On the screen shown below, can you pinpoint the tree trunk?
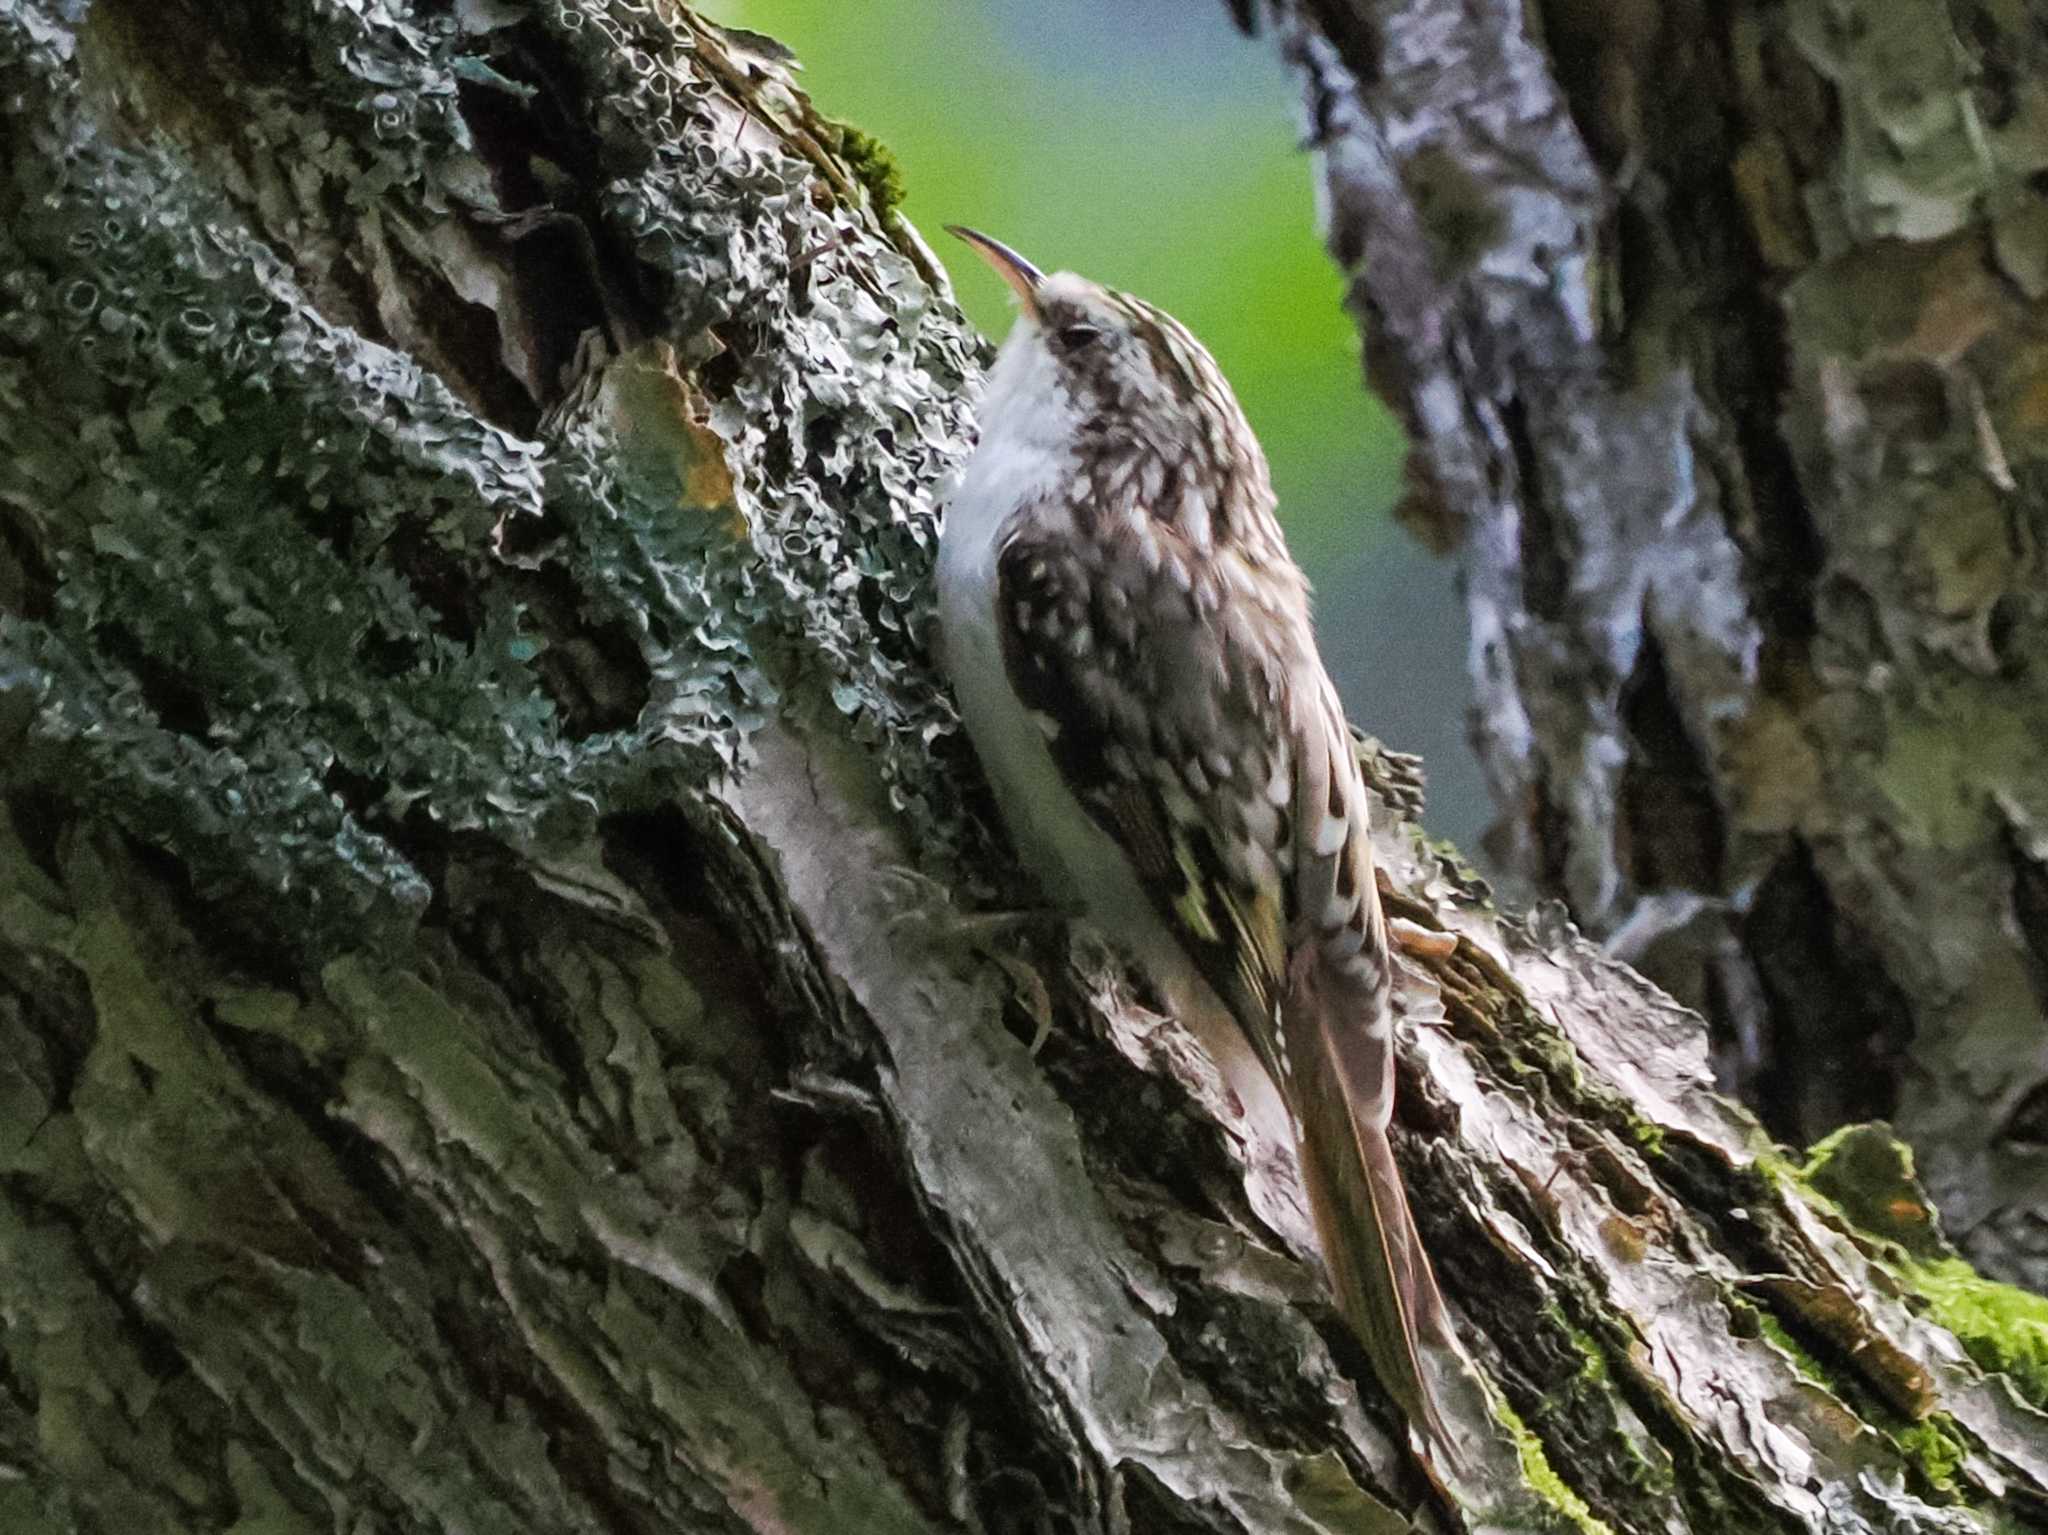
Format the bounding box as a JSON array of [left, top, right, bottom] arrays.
[[2, 3, 2045, 1531], [1245, 0, 2048, 1294]]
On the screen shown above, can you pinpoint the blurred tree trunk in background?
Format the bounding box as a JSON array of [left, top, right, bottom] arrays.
[[1246, 0, 2048, 1291], [4, 3, 2048, 1532]]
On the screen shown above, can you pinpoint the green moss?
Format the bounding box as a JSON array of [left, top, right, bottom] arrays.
[[1751, 1145, 1803, 1186], [1907, 1257, 2048, 1407], [1493, 1395, 1616, 1535], [1570, 1325, 1611, 1387], [1686, 1127, 1990, 1504], [1894, 1418, 1966, 1494], [834, 123, 906, 222], [1782, 1127, 2048, 1408], [1748, 1305, 1833, 1390], [1797, 1123, 1945, 1256], [1521, 1025, 1588, 1093], [1745, 1296, 1978, 1503], [1798, 1125, 1861, 1175]]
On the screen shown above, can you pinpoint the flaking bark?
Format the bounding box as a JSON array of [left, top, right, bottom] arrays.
[[1, 3, 2046, 1531], [1244, 0, 2048, 1295]]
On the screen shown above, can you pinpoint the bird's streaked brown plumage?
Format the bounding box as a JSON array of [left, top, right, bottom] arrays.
[[938, 227, 1456, 1458]]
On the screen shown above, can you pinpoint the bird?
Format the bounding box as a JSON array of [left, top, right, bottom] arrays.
[[936, 226, 1458, 1457]]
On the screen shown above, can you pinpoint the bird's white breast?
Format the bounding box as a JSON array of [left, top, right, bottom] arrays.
[[938, 446, 1101, 912], [938, 324, 1139, 919]]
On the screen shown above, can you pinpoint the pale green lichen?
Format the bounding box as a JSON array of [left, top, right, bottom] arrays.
[[1786, 0, 2048, 247], [0, 13, 988, 1519], [0, 0, 988, 961]]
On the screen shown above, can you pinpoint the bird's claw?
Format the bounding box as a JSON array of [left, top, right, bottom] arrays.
[[876, 865, 1055, 944], [874, 867, 1060, 1052], [885, 901, 1057, 955]]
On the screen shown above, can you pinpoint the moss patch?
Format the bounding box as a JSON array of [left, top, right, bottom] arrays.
[[831, 123, 906, 223], [1894, 1417, 1966, 1494], [1493, 1395, 1616, 1535], [1747, 1304, 1832, 1390], [1907, 1258, 2048, 1408], [1798, 1123, 1944, 1257], [1786, 1126, 2048, 1409]]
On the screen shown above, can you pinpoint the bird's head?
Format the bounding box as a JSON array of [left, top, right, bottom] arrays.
[[947, 226, 1265, 493]]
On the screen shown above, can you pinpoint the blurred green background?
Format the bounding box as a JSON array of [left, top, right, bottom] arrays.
[[703, 0, 1490, 853]]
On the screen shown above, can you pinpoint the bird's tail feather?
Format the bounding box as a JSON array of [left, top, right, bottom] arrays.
[[1284, 951, 1455, 1457]]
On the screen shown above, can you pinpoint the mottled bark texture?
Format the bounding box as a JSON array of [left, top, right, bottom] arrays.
[[1246, 0, 2048, 1293], [2, 2, 2046, 1532]]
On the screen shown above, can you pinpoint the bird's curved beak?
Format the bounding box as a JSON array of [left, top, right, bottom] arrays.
[[945, 225, 1043, 318]]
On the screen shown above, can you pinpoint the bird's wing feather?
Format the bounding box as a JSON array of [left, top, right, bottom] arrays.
[[998, 517, 1455, 1454], [996, 520, 1291, 1081], [1281, 676, 1454, 1451]]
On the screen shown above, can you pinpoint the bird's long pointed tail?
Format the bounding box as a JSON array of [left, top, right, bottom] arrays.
[[1283, 948, 1456, 1458]]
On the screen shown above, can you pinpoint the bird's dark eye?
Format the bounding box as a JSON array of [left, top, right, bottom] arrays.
[[1056, 324, 1102, 351]]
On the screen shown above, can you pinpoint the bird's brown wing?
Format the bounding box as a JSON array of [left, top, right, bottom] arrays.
[[998, 524, 1455, 1456], [996, 525, 1292, 1086]]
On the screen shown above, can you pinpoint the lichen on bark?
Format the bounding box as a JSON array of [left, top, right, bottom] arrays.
[[2, 1, 2046, 1531]]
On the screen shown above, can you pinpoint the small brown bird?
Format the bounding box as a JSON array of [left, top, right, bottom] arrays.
[[937, 227, 1456, 1454]]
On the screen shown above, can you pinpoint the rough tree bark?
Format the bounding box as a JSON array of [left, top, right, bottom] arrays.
[[1243, 0, 2048, 1293], [2, 2, 2046, 1532]]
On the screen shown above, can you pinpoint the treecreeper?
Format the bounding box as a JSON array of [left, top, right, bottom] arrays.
[[936, 226, 1467, 1464]]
